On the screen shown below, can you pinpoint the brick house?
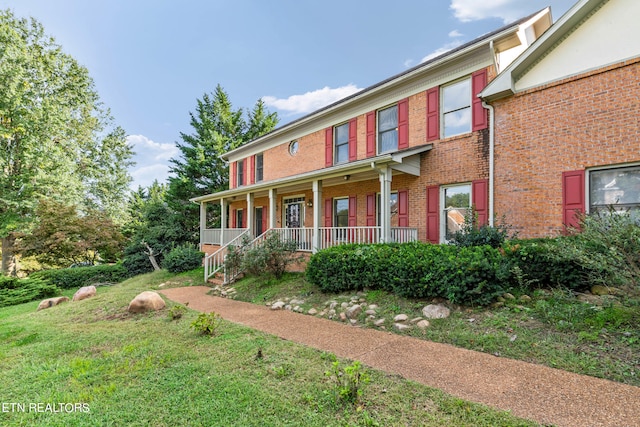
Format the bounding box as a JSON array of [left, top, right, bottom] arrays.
[[481, 0, 640, 237], [192, 9, 554, 280]]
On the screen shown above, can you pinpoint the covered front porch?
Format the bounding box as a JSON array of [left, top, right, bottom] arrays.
[[191, 146, 430, 281]]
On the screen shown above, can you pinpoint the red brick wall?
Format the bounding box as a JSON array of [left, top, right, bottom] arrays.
[[493, 59, 640, 238]]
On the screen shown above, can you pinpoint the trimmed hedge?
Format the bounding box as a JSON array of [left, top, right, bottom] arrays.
[[0, 276, 60, 308], [30, 264, 130, 289], [306, 242, 509, 306]]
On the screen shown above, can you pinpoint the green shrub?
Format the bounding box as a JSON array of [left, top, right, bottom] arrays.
[[0, 276, 60, 307], [450, 213, 513, 248], [121, 242, 159, 276], [190, 312, 222, 336], [30, 264, 129, 289], [163, 245, 204, 273], [555, 209, 640, 289], [307, 242, 508, 306], [325, 359, 370, 405], [225, 233, 300, 280]]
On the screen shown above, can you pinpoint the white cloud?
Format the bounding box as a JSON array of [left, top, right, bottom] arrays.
[[450, 0, 533, 24], [448, 29, 464, 38], [126, 134, 179, 189], [421, 40, 464, 63], [262, 84, 362, 115]]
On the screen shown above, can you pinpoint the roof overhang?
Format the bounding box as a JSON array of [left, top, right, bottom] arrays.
[[481, 0, 605, 102], [190, 145, 432, 204]]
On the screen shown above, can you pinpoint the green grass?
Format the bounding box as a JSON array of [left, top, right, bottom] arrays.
[[231, 273, 640, 387], [0, 270, 539, 426]]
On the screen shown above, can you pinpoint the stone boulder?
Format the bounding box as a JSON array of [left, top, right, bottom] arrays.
[[73, 286, 96, 301], [422, 304, 451, 319], [128, 291, 165, 313], [37, 296, 69, 311], [345, 305, 362, 319]]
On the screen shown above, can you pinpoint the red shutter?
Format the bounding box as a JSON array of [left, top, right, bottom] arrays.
[[348, 118, 357, 161], [398, 189, 409, 227], [398, 98, 409, 150], [426, 185, 440, 243], [324, 198, 333, 227], [242, 209, 247, 228], [426, 87, 440, 141], [231, 209, 237, 228], [472, 179, 489, 227], [562, 170, 585, 232], [348, 196, 357, 227], [366, 111, 376, 157], [249, 155, 255, 185], [325, 127, 333, 167], [366, 193, 376, 226], [472, 69, 488, 131], [230, 162, 236, 189], [262, 206, 268, 232]]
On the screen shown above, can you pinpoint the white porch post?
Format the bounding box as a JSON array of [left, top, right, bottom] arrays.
[[246, 192, 254, 237], [379, 166, 392, 242], [220, 198, 227, 246], [199, 201, 206, 249], [312, 180, 322, 253], [268, 188, 278, 229]]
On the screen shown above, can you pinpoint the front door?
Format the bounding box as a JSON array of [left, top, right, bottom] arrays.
[[283, 197, 304, 228]]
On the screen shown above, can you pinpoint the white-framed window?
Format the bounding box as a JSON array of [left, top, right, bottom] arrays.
[[255, 153, 263, 182], [237, 159, 244, 186], [442, 78, 471, 138], [288, 140, 299, 156], [334, 122, 349, 164], [442, 184, 471, 241], [378, 104, 398, 154], [588, 165, 640, 215]]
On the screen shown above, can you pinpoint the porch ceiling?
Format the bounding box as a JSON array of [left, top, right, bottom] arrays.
[[191, 144, 432, 204]]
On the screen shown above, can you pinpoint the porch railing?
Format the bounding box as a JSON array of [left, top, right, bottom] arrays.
[[202, 228, 248, 246], [203, 229, 249, 282]]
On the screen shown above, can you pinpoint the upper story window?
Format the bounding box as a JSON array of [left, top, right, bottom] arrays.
[[288, 140, 299, 156], [237, 159, 244, 186], [334, 123, 349, 164], [589, 166, 640, 215], [442, 78, 471, 138], [378, 105, 398, 154], [255, 153, 263, 182]]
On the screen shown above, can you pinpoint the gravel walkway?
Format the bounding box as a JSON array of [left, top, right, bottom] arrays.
[[160, 286, 640, 427]]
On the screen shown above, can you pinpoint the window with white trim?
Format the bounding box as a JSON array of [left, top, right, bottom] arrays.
[[589, 166, 640, 215], [237, 159, 244, 186], [255, 153, 263, 182], [378, 104, 398, 153], [443, 184, 471, 241], [334, 122, 349, 164], [442, 78, 471, 138]]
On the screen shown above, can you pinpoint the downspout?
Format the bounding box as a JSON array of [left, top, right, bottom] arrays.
[[483, 101, 495, 227]]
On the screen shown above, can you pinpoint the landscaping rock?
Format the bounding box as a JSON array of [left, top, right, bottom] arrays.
[[416, 320, 430, 329], [308, 308, 318, 315], [37, 296, 69, 311], [73, 285, 96, 301], [373, 318, 386, 327], [394, 314, 408, 322], [339, 312, 347, 322], [345, 305, 362, 319], [128, 291, 165, 313], [519, 295, 532, 302], [365, 309, 377, 316], [394, 323, 411, 332], [591, 285, 610, 296], [503, 293, 516, 300], [271, 301, 286, 310], [290, 299, 305, 305], [422, 304, 450, 319]]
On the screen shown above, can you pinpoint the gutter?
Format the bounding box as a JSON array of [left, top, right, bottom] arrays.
[[483, 100, 495, 227]]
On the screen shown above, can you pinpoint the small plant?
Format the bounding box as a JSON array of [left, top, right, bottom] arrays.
[[168, 304, 187, 320], [190, 312, 222, 336], [450, 212, 513, 248], [325, 359, 370, 405]]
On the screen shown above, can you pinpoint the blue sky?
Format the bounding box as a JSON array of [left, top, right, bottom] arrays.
[[3, 0, 576, 190]]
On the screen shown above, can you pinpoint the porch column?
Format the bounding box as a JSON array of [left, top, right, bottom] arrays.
[[312, 180, 322, 253], [268, 188, 278, 229], [246, 192, 254, 237], [379, 166, 392, 242], [199, 201, 207, 250], [220, 198, 227, 246]]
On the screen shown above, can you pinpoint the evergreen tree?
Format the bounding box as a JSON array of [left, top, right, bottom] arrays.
[[167, 85, 278, 244]]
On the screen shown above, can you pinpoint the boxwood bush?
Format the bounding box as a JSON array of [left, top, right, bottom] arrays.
[[306, 242, 509, 306], [30, 264, 130, 289]]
